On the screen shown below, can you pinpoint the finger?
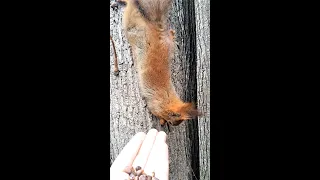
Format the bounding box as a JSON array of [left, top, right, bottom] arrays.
[[154, 143, 169, 180], [110, 171, 129, 180], [144, 131, 167, 176], [110, 132, 146, 172], [154, 131, 167, 144], [132, 129, 158, 169]]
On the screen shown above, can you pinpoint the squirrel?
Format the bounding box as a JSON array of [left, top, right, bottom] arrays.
[[113, 0, 201, 126]]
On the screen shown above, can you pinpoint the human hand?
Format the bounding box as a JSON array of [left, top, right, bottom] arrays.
[[110, 129, 169, 180]]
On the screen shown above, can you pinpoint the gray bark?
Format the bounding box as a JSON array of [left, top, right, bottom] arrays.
[[195, 0, 210, 179], [110, 0, 210, 179]]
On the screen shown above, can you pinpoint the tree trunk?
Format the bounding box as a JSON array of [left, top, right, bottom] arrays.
[[195, 0, 210, 179], [110, 0, 210, 179]]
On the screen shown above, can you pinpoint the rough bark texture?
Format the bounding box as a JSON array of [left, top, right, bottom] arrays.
[[195, 0, 210, 179], [110, 0, 210, 179]]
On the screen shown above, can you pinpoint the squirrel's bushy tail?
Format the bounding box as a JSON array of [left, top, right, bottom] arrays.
[[136, 0, 172, 24]]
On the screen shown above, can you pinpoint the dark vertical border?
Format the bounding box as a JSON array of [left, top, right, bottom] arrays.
[[182, 0, 200, 179]]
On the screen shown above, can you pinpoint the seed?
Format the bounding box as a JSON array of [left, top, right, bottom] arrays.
[[129, 173, 135, 180], [151, 172, 155, 177], [136, 169, 144, 176], [123, 166, 132, 174], [135, 166, 142, 171], [139, 175, 147, 180]]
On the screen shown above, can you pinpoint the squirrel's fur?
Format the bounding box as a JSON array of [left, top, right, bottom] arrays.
[[119, 0, 201, 126]]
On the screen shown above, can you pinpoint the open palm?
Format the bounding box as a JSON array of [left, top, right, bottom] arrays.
[[110, 129, 169, 180]]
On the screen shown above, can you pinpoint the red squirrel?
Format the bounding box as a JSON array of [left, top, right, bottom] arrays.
[[114, 0, 201, 126]]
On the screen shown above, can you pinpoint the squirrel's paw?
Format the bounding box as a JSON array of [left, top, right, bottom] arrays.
[[160, 119, 166, 126]]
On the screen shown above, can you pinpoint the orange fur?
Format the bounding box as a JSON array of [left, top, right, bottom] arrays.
[[120, 0, 201, 126]]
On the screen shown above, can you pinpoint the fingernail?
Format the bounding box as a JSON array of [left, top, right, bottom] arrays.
[[135, 132, 146, 137], [147, 129, 158, 134], [157, 131, 167, 143]]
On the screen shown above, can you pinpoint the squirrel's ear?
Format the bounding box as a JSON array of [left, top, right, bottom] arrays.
[[182, 103, 202, 119]]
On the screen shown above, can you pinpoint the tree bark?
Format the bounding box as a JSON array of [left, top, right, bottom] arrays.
[[110, 0, 209, 179], [195, 0, 211, 179]]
